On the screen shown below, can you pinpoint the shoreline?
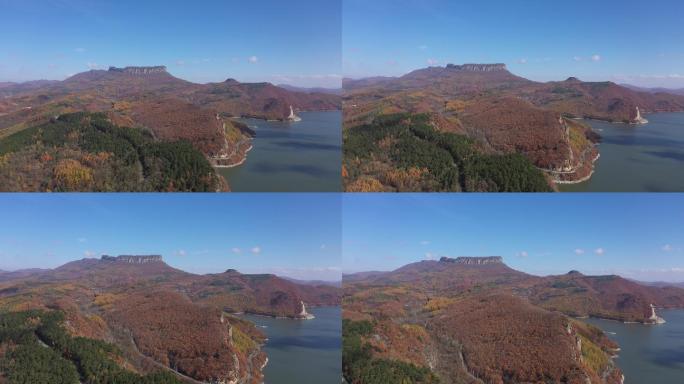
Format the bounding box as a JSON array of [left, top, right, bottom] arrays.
[[213, 144, 253, 169], [570, 109, 684, 125], [228, 108, 341, 123], [553, 152, 600, 185], [578, 312, 669, 326], [231, 305, 339, 321]]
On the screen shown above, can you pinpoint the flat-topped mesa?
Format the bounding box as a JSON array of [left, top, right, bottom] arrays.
[[101, 255, 163, 264], [108, 66, 168, 75], [446, 63, 507, 72], [440, 256, 504, 265]]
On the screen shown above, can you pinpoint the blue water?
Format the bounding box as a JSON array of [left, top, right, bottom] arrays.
[[561, 112, 684, 192], [219, 111, 341, 192], [239, 307, 341, 384], [584, 309, 684, 383]]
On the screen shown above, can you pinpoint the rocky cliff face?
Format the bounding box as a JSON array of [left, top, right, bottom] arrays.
[[101, 255, 163, 264], [440, 256, 504, 265], [108, 66, 168, 75], [446, 63, 507, 72]]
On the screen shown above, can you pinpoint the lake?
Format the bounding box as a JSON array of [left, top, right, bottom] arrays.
[[584, 309, 684, 383], [218, 111, 341, 192], [240, 306, 341, 384], [560, 112, 684, 192]]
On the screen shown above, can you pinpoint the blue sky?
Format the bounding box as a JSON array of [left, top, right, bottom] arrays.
[[344, 0, 684, 88], [0, 194, 341, 281], [0, 0, 341, 87], [343, 194, 684, 282]]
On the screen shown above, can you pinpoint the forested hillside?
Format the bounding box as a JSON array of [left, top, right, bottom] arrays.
[[0, 112, 224, 191]]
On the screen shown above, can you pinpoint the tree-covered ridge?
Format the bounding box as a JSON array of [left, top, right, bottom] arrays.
[[343, 113, 552, 192], [343, 319, 439, 384], [0, 112, 224, 191], [0, 310, 182, 384]]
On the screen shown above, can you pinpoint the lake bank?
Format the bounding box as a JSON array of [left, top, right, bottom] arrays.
[[584, 309, 684, 383], [560, 112, 684, 192], [218, 111, 341, 191], [238, 306, 341, 384]]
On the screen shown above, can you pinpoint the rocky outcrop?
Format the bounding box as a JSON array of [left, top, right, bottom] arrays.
[[108, 66, 168, 75], [647, 304, 666, 324], [439, 256, 504, 265], [446, 63, 507, 72], [297, 301, 315, 320], [101, 255, 163, 264]]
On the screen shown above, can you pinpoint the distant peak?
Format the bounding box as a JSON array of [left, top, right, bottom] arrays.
[[101, 255, 163, 264], [565, 77, 581, 82], [224, 268, 240, 274], [108, 66, 168, 75], [567, 270, 583, 276], [440, 256, 504, 265], [445, 63, 507, 72], [224, 78, 239, 84]]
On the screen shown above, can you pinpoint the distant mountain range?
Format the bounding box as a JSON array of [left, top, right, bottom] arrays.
[[277, 83, 342, 95], [0, 254, 340, 383], [628, 279, 684, 288], [621, 83, 684, 96], [342, 63, 684, 191], [343, 256, 684, 383]]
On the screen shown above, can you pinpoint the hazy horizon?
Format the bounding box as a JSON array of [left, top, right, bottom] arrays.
[[0, 254, 343, 283], [343, 194, 684, 282], [0, 0, 341, 87], [342, 258, 683, 284], [344, 0, 684, 88], [342, 63, 684, 91], [1, 66, 344, 90], [0, 194, 342, 281]]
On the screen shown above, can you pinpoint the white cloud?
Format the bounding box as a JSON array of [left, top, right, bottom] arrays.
[[175, 249, 187, 257], [251, 246, 261, 255], [518, 58, 528, 64], [320, 244, 326, 250], [424, 252, 435, 260], [77, 238, 87, 243], [418, 45, 428, 50], [662, 244, 673, 252], [248, 56, 258, 64], [516, 251, 528, 258], [84, 250, 96, 257], [86, 62, 101, 70], [176, 60, 185, 66], [420, 240, 430, 245], [594, 248, 605, 255], [574, 248, 585, 255], [231, 247, 241, 254], [591, 54, 601, 62], [426, 58, 439, 65], [75, 48, 86, 53], [573, 56, 582, 62]]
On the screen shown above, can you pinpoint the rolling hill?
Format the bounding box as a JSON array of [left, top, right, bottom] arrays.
[[343, 64, 684, 191], [0, 254, 341, 383], [343, 256, 684, 384], [0, 66, 341, 191]]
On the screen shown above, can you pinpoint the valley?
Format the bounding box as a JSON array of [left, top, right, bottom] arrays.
[[0, 66, 341, 191], [342, 63, 684, 191], [0, 254, 341, 384], [342, 256, 684, 383]]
